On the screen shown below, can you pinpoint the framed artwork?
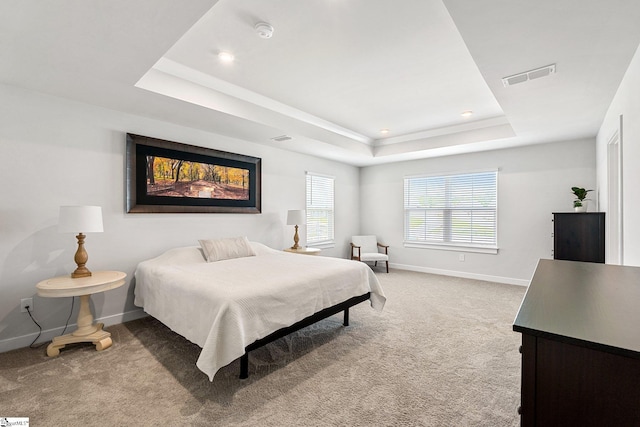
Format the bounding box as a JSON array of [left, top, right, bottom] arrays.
[[126, 133, 261, 214]]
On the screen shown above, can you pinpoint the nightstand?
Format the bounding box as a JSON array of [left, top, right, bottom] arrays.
[[283, 247, 321, 255], [36, 270, 126, 356]]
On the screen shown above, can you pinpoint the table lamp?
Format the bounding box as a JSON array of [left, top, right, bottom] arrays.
[[59, 206, 104, 278], [286, 209, 305, 250]]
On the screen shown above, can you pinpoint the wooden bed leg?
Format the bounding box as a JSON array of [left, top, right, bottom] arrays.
[[240, 353, 249, 379], [344, 308, 350, 326]]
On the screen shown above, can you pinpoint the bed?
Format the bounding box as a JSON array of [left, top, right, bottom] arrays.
[[134, 239, 386, 381]]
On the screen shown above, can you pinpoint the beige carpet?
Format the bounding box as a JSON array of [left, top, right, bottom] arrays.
[[0, 269, 526, 426]]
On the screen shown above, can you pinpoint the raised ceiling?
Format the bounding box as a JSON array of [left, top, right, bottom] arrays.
[[2, 0, 640, 165]]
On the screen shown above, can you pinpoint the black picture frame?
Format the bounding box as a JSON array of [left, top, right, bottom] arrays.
[[126, 133, 261, 214]]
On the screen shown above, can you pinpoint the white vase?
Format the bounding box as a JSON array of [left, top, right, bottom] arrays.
[[574, 204, 587, 212]]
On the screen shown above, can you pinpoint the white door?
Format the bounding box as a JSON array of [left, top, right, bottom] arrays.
[[606, 115, 623, 264]]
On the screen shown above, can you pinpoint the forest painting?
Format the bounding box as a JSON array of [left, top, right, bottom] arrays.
[[126, 133, 261, 213], [146, 156, 250, 200]]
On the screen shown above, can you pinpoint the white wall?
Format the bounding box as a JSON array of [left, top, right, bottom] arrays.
[[597, 43, 640, 266], [360, 139, 596, 284], [0, 83, 360, 351]]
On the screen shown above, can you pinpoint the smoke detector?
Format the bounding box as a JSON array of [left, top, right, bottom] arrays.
[[502, 64, 556, 87], [255, 22, 274, 39]]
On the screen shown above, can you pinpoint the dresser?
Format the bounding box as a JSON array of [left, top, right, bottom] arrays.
[[552, 212, 605, 263], [513, 259, 640, 426]]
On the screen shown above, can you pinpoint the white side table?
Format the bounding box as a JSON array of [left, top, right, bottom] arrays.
[[283, 247, 321, 255], [36, 270, 126, 357]]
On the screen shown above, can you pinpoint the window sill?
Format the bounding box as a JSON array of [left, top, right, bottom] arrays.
[[307, 242, 336, 250], [404, 242, 498, 254]]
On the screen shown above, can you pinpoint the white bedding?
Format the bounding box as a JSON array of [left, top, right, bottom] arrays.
[[134, 242, 386, 381]]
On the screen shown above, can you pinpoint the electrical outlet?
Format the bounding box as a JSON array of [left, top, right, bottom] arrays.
[[21, 298, 33, 313], [458, 253, 465, 262]]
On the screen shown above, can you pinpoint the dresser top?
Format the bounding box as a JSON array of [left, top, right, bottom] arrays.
[[514, 259, 640, 356], [552, 212, 605, 215]]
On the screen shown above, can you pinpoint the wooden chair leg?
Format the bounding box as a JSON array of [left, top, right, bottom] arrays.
[[374, 261, 378, 267], [386, 261, 389, 273]]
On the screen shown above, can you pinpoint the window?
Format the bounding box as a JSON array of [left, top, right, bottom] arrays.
[[404, 171, 498, 252], [306, 172, 334, 247]]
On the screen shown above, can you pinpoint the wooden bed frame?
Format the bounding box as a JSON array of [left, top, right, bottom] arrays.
[[239, 292, 371, 379]]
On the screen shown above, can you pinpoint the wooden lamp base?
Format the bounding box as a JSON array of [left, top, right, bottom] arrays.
[[71, 233, 92, 278], [290, 225, 300, 249]]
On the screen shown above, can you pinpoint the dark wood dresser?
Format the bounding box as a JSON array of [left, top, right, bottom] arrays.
[[513, 259, 640, 426], [553, 212, 605, 263]]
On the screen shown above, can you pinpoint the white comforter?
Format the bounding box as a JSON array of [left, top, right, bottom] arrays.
[[134, 242, 386, 381]]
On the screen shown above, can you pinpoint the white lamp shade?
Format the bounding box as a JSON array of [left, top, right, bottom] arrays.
[[58, 206, 104, 233], [286, 209, 306, 226]]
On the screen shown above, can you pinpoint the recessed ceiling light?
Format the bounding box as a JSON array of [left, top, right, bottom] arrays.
[[218, 51, 235, 63], [461, 111, 473, 118], [380, 128, 390, 134]]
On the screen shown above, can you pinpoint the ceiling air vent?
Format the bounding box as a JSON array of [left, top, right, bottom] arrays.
[[270, 135, 292, 142], [502, 64, 556, 87]]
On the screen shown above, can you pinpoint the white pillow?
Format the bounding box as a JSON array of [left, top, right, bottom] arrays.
[[198, 236, 256, 262]]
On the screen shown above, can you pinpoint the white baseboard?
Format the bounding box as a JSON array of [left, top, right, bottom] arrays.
[[389, 262, 530, 287], [0, 308, 148, 354]]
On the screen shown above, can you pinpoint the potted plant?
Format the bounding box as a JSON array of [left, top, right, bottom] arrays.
[[571, 187, 592, 212]]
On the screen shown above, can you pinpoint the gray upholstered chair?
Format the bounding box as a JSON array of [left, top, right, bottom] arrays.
[[350, 235, 389, 273]]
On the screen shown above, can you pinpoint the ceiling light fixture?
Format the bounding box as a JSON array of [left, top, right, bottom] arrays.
[[255, 22, 274, 39], [380, 128, 390, 135], [218, 51, 235, 63], [461, 110, 473, 118]]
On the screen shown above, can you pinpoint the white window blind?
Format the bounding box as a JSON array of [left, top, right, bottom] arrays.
[[306, 173, 335, 246], [404, 171, 497, 250]]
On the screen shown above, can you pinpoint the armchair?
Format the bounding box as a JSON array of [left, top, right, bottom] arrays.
[[350, 235, 389, 273]]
